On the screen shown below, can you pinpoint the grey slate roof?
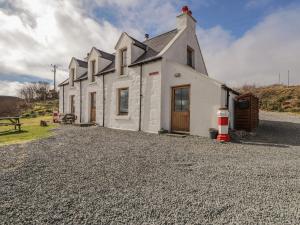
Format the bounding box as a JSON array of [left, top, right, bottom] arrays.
[[97, 61, 115, 75], [75, 59, 88, 68], [94, 48, 115, 61], [58, 78, 69, 86], [74, 72, 88, 81], [59, 28, 178, 86], [131, 29, 178, 65], [143, 29, 178, 52]]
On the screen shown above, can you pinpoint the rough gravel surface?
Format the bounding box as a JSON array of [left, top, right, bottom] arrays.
[[0, 111, 299, 224]]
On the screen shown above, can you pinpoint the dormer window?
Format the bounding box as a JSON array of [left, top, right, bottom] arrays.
[[91, 60, 96, 82], [71, 68, 75, 86], [120, 48, 127, 75], [187, 46, 194, 68]]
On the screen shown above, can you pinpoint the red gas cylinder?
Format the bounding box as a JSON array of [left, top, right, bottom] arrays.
[[217, 108, 230, 142], [53, 111, 59, 123]]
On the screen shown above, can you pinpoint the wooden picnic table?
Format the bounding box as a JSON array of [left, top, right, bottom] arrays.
[[0, 116, 22, 131]]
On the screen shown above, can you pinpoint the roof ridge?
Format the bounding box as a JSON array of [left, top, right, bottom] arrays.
[[143, 29, 177, 43], [93, 47, 114, 57]]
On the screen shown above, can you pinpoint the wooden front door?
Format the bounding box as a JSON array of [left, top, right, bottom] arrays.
[[90, 92, 96, 123], [171, 85, 190, 133]]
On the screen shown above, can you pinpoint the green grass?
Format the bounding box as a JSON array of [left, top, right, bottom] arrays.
[[0, 116, 58, 146]]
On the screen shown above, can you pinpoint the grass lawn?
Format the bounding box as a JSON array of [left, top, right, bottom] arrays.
[[0, 116, 58, 146]]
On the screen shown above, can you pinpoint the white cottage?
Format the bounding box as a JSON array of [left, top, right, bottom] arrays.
[[59, 6, 238, 137]]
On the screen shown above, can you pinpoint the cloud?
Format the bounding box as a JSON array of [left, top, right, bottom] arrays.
[[200, 6, 300, 87], [0, 0, 122, 85], [1, 0, 300, 97], [246, 0, 273, 9], [0, 81, 25, 96]]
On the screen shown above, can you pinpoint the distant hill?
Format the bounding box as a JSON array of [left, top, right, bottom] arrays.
[[238, 85, 300, 113], [0, 96, 25, 117]]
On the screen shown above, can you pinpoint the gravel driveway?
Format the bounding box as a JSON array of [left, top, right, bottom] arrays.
[[0, 111, 299, 224]]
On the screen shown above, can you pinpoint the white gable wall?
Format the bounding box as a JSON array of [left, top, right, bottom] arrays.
[[161, 60, 224, 137], [163, 27, 207, 75]]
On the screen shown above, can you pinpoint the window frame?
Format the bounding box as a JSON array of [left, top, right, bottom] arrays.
[[70, 95, 75, 114], [71, 68, 75, 86], [187, 46, 194, 68], [118, 87, 129, 115], [91, 60, 96, 82], [120, 48, 127, 75]]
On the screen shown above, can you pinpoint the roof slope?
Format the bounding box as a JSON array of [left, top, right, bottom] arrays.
[[94, 48, 115, 61], [131, 29, 178, 65], [143, 29, 178, 52], [75, 59, 88, 68]]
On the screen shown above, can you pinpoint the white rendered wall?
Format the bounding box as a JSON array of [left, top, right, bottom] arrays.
[[161, 60, 223, 137], [103, 61, 161, 133]]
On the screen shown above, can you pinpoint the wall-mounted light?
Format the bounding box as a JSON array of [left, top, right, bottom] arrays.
[[174, 73, 181, 78]]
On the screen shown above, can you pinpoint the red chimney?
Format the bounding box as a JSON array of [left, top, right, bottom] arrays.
[[181, 6, 192, 16], [182, 6, 189, 13]]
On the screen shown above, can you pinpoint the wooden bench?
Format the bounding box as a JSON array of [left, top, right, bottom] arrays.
[[0, 117, 22, 131]]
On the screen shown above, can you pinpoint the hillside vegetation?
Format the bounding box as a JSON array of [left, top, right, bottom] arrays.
[[238, 85, 300, 113], [0, 96, 25, 117], [22, 100, 59, 117]]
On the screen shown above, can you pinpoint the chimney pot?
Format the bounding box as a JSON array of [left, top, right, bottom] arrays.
[[182, 6, 189, 13], [145, 33, 149, 40]]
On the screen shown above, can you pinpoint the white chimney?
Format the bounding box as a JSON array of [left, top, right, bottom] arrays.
[[176, 6, 196, 31]]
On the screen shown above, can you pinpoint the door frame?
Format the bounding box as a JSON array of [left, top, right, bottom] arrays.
[[170, 84, 191, 133], [90, 92, 96, 123]]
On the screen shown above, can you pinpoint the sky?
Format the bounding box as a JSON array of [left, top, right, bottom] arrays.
[[0, 0, 300, 96]]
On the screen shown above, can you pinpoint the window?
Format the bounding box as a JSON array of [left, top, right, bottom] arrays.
[[118, 88, 129, 115], [70, 95, 75, 114], [120, 48, 127, 75], [71, 68, 75, 86], [174, 87, 190, 112], [187, 46, 194, 68], [91, 60, 96, 82]]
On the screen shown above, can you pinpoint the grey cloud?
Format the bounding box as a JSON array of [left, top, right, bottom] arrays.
[[0, 0, 37, 28]]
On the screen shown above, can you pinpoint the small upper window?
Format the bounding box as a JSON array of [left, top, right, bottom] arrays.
[[71, 68, 75, 86], [187, 46, 194, 68], [91, 60, 96, 82], [118, 88, 129, 115], [120, 48, 127, 75]]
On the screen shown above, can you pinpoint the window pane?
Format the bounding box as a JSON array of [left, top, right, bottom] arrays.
[[174, 89, 182, 112], [122, 49, 127, 66], [187, 47, 193, 67], [119, 89, 129, 114], [181, 88, 189, 112]]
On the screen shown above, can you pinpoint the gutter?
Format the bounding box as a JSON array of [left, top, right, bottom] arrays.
[[102, 74, 105, 127], [128, 56, 162, 67], [221, 84, 240, 96], [62, 85, 65, 113]]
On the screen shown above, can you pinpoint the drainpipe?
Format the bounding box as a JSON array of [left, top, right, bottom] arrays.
[[102, 74, 105, 127], [226, 89, 229, 108], [79, 80, 82, 123], [139, 64, 143, 131], [62, 85, 65, 113]]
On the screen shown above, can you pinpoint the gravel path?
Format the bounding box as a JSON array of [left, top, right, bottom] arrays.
[[0, 112, 299, 224]]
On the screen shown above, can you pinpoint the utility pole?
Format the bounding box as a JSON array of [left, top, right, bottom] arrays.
[[51, 64, 57, 91], [288, 70, 290, 87], [278, 73, 281, 85]]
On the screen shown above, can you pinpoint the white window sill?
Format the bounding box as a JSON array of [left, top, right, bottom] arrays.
[[89, 81, 97, 85], [115, 114, 130, 120], [119, 74, 129, 78]]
